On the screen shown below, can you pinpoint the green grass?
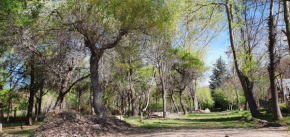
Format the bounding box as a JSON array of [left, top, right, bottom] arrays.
[[2, 121, 42, 128], [124, 110, 290, 129], [7, 129, 35, 136]]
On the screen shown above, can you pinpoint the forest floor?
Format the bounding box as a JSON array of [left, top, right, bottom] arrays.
[[1, 110, 290, 136]]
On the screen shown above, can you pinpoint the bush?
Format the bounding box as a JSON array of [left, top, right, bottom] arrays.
[[196, 87, 214, 109], [279, 103, 289, 113]]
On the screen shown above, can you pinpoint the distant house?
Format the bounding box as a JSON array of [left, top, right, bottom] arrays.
[[268, 79, 290, 103]]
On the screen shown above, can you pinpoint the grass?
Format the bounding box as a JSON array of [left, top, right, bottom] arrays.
[[124, 110, 290, 129], [6, 129, 35, 136], [0, 122, 42, 136], [2, 121, 42, 128]]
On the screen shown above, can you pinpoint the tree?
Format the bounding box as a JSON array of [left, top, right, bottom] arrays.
[[268, 0, 283, 120], [170, 48, 204, 114], [223, 0, 259, 117], [209, 57, 226, 94], [54, 0, 174, 116]]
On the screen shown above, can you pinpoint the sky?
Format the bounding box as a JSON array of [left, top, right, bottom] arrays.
[[200, 31, 230, 87]]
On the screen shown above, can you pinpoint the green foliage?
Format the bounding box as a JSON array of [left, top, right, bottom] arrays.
[[169, 48, 204, 70], [209, 57, 226, 92], [213, 88, 245, 110], [213, 90, 230, 110], [196, 87, 214, 109], [279, 103, 288, 114], [238, 51, 256, 78]]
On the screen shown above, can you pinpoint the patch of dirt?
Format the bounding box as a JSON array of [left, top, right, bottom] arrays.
[[125, 127, 290, 137], [33, 110, 131, 137]]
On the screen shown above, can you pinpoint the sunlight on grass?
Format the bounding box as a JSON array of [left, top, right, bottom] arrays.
[[124, 111, 262, 129]]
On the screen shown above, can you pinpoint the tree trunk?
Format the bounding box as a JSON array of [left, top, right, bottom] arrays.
[[225, 1, 259, 117], [159, 66, 167, 118], [127, 92, 131, 116], [171, 96, 178, 113], [189, 98, 192, 112], [156, 98, 158, 112], [26, 56, 35, 125], [162, 85, 167, 118], [128, 66, 137, 117], [121, 93, 126, 114], [280, 76, 285, 103], [234, 87, 240, 111], [7, 98, 11, 122], [179, 90, 187, 114], [34, 99, 38, 122], [37, 89, 43, 118], [170, 97, 173, 113], [53, 94, 65, 110], [194, 91, 198, 111], [283, 0, 290, 53], [90, 52, 108, 117], [268, 0, 283, 120]]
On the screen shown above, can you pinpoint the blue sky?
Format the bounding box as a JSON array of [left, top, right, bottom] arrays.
[[201, 31, 229, 86]]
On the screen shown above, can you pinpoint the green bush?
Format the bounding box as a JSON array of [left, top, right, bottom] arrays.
[[279, 103, 289, 113]]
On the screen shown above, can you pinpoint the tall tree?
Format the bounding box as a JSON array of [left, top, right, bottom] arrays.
[[268, 0, 283, 120], [209, 57, 226, 93], [224, 0, 259, 117], [55, 0, 174, 116]]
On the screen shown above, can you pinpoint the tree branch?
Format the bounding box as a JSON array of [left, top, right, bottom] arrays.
[[63, 74, 91, 95]]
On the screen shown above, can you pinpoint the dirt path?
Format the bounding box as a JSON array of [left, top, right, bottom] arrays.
[[126, 127, 290, 137]]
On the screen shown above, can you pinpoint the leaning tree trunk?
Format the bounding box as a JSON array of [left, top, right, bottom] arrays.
[[239, 77, 258, 116], [53, 93, 65, 110], [171, 96, 179, 113], [268, 0, 283, 120], [225, 1, 259, 117], [90, 52, 108, 117], [179, 90, 187, 114]]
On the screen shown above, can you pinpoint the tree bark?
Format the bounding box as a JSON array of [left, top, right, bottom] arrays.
[[171, 96, 178, 113], [34, 99, 38, 122], [128, 64, 138, 116], [235, 88, 240, 110], [283, 0, 290, 53], [193, 80, 198, 111], [225, 0, 259, 117], [53, 94, 65, 110], [279, 76, 285, 103], [90, 52, 108, 116], [179, 90, 187, 114], [37, 88, 43, 118], [268, 0, 283, 120], [162, 83, 167, 118], [26, 55, 35, 125], [194, 93, 198, 111]]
